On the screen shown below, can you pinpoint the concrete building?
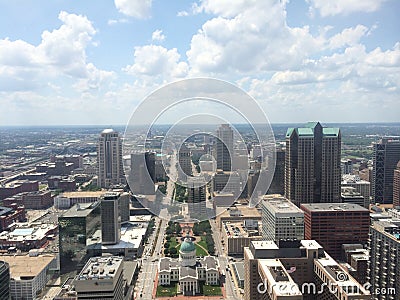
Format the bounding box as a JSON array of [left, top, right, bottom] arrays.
[[1, 254, 55, 300], [341, 186, 365, 206], [158, 235, 219, 296], [372, 137, 400, 204], [74, 256, 125, 300], [97, 129, 125, 188], [244, 240, 370, 300], [301, 203, 370, 260], [187, 177, 207, 219], [216, 205, 262, 231], [285, 122, 341, 206], [393, 161, 400, 207], [0, 261, 10, 299], [267, 149, 285, 195], [47, 176, 77, 192], [178, 144, 192, 180], [367, 216, 400, 300], [221, 220, 262, 255], [342, 174, 371, 208], [101, 193, 121, 245], [54, 191, 104, 209], [212, 170, 241, 198], [342, 159, 353, 175], [215, 124, 234, 171], [341, 244, 369, 284], [58, 202, 101, 274], [130, 152, 156, 195], [261, 195, 304, 242]]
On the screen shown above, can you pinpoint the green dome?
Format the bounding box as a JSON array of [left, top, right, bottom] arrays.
[[180, 238, 195, 253]]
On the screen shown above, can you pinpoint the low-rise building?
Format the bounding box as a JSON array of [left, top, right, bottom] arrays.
[[0, 204, 26, 232], [54, 191, 104, 209], [1, 254, 56, 300], [221, 220, 262, 255], [0, 180, 38, 201], [4, 190, 53, 209]]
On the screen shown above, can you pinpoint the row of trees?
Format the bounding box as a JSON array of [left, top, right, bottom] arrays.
[[193, 221, 215, 255]]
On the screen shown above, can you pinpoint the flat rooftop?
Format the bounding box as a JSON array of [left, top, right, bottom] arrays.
[[61, 202, 100, 218], [62, 191, 104, 198], [251, 240, 279, 250], [223, 221, 261, 238], [77, 256, 123, 280], [301, 203, 368, 212], [262, 195, 304, 215], [101, 222, 147, 250], [0, 255, 55, 279]]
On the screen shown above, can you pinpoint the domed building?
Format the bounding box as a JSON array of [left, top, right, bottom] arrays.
[[158, 234, 219, 296]]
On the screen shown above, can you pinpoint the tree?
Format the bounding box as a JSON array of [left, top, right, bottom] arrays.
[[169, 248, 177, 255], [164, 242, 170, 249], [164, 248, 169, 255]]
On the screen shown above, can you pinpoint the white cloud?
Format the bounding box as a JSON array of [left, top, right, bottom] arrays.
[[0, 11, 114, 93], [328, 25, 368, 49], [177, 11, 189, 17], [114, 0, 152, 19], [307, 0, 387, 17], [107, 18, 129, 26], [152, 29, 166, 42], [186, 1, 324, 74], [124, 45, 188, 79]]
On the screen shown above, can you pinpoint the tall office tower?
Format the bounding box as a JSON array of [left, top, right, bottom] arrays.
[[118, 192, 130, 223], [342, 174, 371, 208], [187, 177, 206, 218], [367, 217, 400, 300], [215, 124, 234, 171], [267, 149, 285, 195], [0, 261, 10, 299], [130, 152, 155, 194], [74, 256, 125, 300], [101, 193, 121, 245], [301, 203, 370, 260], [394, 161, 400, 207], [261, 195, 304, 242], [97, 129, 125, 188], [285, 122, 341, 206], [178, 144, 192, 179], [244, 240, 370, 300], [372, 138, 400, 204], [58, 202, 102, 274]]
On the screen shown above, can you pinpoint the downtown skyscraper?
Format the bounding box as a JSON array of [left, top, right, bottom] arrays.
[[285, 122, 341, 206], [97, 129, 125, 188], [215, 124, 234, 171], [372, 137, 400, 204]]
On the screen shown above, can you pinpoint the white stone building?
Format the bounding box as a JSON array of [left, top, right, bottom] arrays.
[[158, 235, 219, 296]]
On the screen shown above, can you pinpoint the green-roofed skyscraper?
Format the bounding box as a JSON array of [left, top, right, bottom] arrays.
[[285, 122, 341, 206]]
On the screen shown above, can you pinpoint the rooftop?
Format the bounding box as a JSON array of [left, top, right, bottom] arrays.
[[301, 203, 368, 212], [76, 256, 123, 280], [0, 255, 55, 279], [61, 191, 104, 198], [222, 220, 261, 238], [262, 195, 304, 215], [61, 201, 100, 218], [101, 222, 147, 250]]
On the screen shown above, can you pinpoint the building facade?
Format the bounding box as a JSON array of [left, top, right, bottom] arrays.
[[261, 195, 304, 242], [97, 129, 125, 188], [74, 256, 125, 300], [301, 203, 370, 260], [367, 217, 400, 300], [215, 124, 234, 172], [58, 202, 101, 274], [101, 193, 121, 245], [285, 122, 341, 206], [393, 161, 400, 207], [130, 152, 155, 195], [372, 138, 400, 204], [0, 261, 9, 300]]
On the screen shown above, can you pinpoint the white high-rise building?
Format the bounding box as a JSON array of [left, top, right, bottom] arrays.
[[97, 129, 124, 188], [261, 194, 304, 241], [215, 124, 233, 171]]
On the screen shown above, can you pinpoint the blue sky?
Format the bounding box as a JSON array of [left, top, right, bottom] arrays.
[[0, 0, 399, 125]]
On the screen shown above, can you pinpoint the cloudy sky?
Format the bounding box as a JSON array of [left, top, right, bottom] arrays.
[[0, 0, 399, 125]]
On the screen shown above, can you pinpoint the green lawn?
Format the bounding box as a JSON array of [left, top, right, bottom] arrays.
[[169, 236, 179, 248], [202, 285, 222, 296], [156, 283, 177, 297]]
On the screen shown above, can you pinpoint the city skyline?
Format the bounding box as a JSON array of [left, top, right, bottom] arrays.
[[0, 0, 399, 125]]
